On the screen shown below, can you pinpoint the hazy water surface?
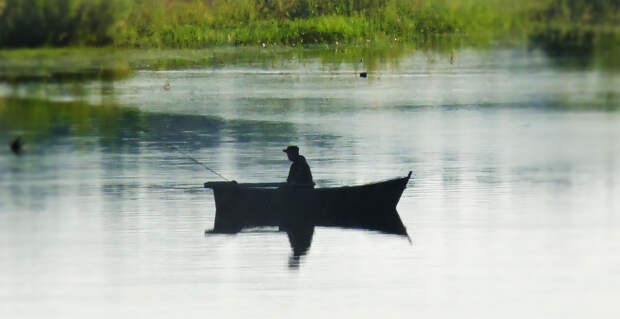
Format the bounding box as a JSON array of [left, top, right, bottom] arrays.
[[1, 48, 619, 318]]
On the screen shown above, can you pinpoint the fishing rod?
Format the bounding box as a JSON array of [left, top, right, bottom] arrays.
[[168, 145, 230, 181], [136, 126, 230, 181]]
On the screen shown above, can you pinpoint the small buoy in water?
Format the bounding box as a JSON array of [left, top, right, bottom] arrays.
[[359, 72, 367, 78], [10, 137, 22, 155], [163, 80, 171, 91]]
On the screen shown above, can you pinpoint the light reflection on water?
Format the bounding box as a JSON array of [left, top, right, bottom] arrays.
[[1, 48, 620, 318]]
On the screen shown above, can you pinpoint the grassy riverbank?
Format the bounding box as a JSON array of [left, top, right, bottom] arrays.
[[115, 0, 540, 48], [0, 0, 617, 48]]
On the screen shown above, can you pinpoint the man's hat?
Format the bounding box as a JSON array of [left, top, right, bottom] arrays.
[[282, 145, 299, 153]]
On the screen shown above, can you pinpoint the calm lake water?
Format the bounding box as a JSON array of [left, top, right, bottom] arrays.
[[1, 47, 619, 318]]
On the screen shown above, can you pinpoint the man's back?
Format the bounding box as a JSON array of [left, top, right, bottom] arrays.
[[287, 155, 313, 185]]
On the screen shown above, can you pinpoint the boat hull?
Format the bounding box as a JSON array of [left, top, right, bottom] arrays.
[[205, 172, 411, 235]]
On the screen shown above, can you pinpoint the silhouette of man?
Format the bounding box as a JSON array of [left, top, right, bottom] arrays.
[[283, 145, 314, 186]]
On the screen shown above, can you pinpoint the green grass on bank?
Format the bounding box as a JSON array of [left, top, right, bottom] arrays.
[[115, 0, 539, 48], [0, 0, 618, 48]]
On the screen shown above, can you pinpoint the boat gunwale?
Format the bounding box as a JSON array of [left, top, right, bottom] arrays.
[[205, 171, 412, 191]]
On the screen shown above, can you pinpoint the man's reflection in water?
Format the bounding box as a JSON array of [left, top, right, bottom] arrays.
[[285, 224, 315, 269], [279, 186, 315, 269]]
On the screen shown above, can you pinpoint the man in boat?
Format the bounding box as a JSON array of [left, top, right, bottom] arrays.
[[283, 145, 314, 187]]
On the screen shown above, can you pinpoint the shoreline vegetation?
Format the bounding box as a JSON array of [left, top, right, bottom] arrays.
[[0, 0, 618, 82], [0, 0, 618, 49], [0, 45, 416, 81]]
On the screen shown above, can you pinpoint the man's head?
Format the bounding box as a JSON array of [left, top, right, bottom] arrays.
[[283, 145, 300, 161]]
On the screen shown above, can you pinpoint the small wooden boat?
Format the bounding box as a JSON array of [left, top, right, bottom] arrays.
[[204, 171, 411, 235]]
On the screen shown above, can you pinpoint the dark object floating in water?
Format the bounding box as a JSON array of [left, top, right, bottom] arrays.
[[10, 137, 22, 155], [360, 72, 367, 78], [204, 171, 411, 235]]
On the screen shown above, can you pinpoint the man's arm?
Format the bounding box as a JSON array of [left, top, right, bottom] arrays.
[[286, 163, 295, 183]]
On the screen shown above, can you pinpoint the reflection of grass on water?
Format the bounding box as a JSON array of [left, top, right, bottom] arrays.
[[0, 48, 134, 82], [0, 33, 616, 86], [0, 45, 419, 82], [133, 44, 419, 71], [0, 96, 297, 152], [0, 97, 142, 142], [529, 27, 620, 70]]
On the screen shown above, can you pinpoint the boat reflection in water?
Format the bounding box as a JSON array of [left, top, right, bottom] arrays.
[[204, 172, 412, 267]]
